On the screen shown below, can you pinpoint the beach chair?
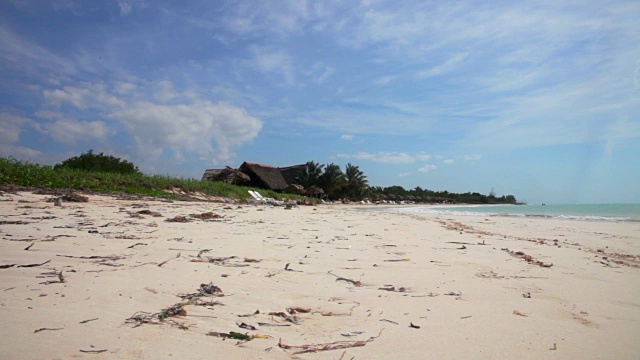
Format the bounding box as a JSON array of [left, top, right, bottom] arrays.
[[248, 190, 268, 204], [249, 190, 283, 205]]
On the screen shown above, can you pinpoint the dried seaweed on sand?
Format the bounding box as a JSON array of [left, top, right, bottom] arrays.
[[278, 329, 384, 354]]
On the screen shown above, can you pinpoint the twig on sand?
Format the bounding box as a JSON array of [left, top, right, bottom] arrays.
[[284, 263, 302, 272], [57, 255, 123, 260], [328, 271, 362, 287], [383, 258, 410, 262], [2, 260, 52, 269], [24, 242, 35, 250], [79, 318, 99, 324], [127, 243, 147, 249], [79, 349, 107, 354], [379, 319, 398, 325], [34, 327, 63, 333], [158, 253, 180, 267], [278, 329, 383, 355], [20, 260, 52, 268]]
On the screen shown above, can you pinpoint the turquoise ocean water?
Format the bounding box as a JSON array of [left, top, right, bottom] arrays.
[[392, 203, 640, 222]]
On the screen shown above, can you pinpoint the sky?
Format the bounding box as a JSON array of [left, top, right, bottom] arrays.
[[1, 0, 639, 204]]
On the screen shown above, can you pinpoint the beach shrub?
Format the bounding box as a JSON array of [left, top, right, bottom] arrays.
[[54, 150, 140, 175]]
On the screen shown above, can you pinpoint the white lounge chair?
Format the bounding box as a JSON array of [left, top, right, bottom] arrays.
[[248, 190, 267, 204], [249, 190, 283, 205]]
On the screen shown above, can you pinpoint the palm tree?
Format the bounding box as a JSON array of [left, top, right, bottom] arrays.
[[344, 163, 368, 200], [319, 163, 346, 199], [295, 161, 324, 188]]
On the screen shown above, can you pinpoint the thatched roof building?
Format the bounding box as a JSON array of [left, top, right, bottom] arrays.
[[279, 164, 307, 185], [202, 166, 250, 185], [239, 162, 288, 191], [202, 169, 224, 181]]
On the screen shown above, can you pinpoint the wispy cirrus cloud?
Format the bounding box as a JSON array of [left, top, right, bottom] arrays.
[[248, 45, 295, 86], [336, 151, 432, 164]]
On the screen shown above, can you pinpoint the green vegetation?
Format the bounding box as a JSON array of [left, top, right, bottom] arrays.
[[54, 150, 141, 175], [297, 160, 516, 204], [368, 185, 517, 204], [0, 157, 298, 202], [295, 161, 369, 201], [0, 152, 517, 204]]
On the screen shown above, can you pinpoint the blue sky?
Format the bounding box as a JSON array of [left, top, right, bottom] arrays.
[[1, 0, 639, 204]]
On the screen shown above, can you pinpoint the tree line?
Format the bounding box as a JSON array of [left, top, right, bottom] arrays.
[[52, 151, 517, 204], [295, 161, 369, 201], [296, 161, 517, 204]]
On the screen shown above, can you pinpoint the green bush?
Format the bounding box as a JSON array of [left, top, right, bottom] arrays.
[[54, 150, 140, 175]]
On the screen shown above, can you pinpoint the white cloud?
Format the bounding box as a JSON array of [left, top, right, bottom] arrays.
[[341, 134, 354, 141], [43, 83, 125, 109], [115, 82, 137, 94], [0, 144, 43, 160], [44, 118, 110, 145], [0, 112, 35, 144], [0, 25, 78, 76], [464, 154, 482, 161], [117, 0, 132, 16], [398, 172, 411, 177], [34, 110, 63, 120], [337, 151, 437, 164], [0, 112, 41, 160], [374, 75, 397, 85], [338, 151, 416, 164], [202, 0, 310, 38], [418, 53, 469, 78], [152, 80, 180, 102], [110, 99, 262, 164], [309, 62, 334, 84], [249, 46, 294, 85], [443, 159, 454, 164], [36, 80, 264, 166], [418, 164, 437, 173]]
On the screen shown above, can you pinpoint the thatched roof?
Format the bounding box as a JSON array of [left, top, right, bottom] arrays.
[[202, 167, 250, 185], [278, 164, 307, 185], [239, 162, 288, 191], [202, 169, 224, 181]]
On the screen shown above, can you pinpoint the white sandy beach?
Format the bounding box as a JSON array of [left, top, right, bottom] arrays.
[[1, 190, 639, 359]]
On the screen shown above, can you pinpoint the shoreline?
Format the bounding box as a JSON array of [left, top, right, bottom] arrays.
[[1, 190, 639, 359]]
